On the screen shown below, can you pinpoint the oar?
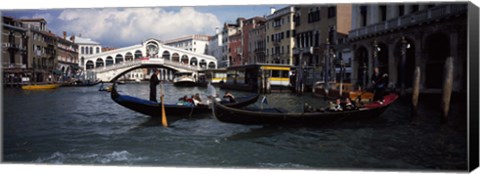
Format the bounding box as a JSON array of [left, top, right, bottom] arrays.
[[160, 82, 168, 127]]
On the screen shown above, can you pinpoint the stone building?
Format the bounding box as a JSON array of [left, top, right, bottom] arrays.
[[265, 6, 296, 65], [56, 33, 79, 82], [292, 4, 353, 85], [2, 16, 29, 85], [241, 16, 266, 65], [164, 34, 211, 58], [220, 19, 243, 68], [20, 18, 57, 83], [348, 3, 468, 93], [248, 19, 267, 64]]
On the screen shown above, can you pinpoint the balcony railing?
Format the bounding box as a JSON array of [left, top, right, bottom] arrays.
[[349, 4, 467, 40]]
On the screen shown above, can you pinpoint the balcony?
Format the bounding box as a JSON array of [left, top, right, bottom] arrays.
[[349, 4, 467, 40]]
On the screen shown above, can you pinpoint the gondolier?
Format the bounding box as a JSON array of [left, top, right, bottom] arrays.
[[371, 67, 388, 104], [150, 69, 161, 102]]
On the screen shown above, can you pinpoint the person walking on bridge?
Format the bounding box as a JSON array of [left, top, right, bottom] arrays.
[[150, 69, 161, 102]]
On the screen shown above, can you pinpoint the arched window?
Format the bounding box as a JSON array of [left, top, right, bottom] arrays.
[[81, 47, 85, 54], [85, 60, 94, 69], [115, 54, 124, 64], [89, 47, 93, 54], [106, 56, 114, 66], [134, 50, 142, 59], [208, 62, 216, 69], [172, 53, 180, 62], [190, 57, 198, 66], [96, 47, 100, 54], [181, 55, 189, 64], [199, 59, 207, 68], [125, 52, 133, 61], [162, 51, 170, 60], [95, 58, 104, 67]]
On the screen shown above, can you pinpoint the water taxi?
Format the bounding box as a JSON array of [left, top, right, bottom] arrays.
[[197, 68, 227, 87], [220, 64, 293, 92], [173, 71, 197, 87]]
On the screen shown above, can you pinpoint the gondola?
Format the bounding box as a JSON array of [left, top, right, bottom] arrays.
[[110, 84, 259, 121], [61, 80, 101, 87], [212, 93, 399, 126]]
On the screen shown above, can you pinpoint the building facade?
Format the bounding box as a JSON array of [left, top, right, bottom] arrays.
[[348, 3, 468, 93], [75, 35, 102, 69], [220, 20, 243, 68], [241, 17, 266, 65], [2, 16, 29, 85], [208, 27, 224, 67], [265, 6, 296, 65], [228, 33, 243, 66], [248, 19, 267, 64], [164, 34, 210, 56], [293, 4, 352, 84], [56, 34, 79, 82], [21, 18, 58, 83]]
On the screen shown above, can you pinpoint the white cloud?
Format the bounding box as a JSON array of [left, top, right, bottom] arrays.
[[57, 7, 221, 47]]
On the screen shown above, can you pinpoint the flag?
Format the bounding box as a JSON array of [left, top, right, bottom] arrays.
[[261, 95, 268, 105]]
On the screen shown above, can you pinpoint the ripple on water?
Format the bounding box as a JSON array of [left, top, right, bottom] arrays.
[[34, 150, 144, 164]]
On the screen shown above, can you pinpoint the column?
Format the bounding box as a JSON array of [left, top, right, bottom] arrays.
[[414, 38, 425, 89], [388, 42, 396, 88], [449, 32, 459, 91]]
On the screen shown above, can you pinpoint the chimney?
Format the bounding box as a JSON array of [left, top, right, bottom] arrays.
[[215, 27, 219, 34], [63, 31, 66, 39], [270, 7, 276, 14], [70, 35, 75, 43]]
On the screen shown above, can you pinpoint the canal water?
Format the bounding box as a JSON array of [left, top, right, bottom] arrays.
[[2, 83, 467, 171]]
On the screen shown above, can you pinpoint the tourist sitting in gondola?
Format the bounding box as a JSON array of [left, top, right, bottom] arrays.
[[179, 95, 188, 101], [344, 98, 357, 111], [177, 95, 194, 106], [304, 103, 325, 113], [223, 91, 236, 103], [192, 93, 205, 106], [327, 98, 343, 112]]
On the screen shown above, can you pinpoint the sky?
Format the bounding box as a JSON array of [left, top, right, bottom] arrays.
[[1, 4, 287, 48], [1, 0, 453, 48]]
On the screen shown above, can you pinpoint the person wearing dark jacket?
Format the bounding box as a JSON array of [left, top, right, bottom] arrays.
[[371, 67, 388, 104], [150, 70, 161, 102]]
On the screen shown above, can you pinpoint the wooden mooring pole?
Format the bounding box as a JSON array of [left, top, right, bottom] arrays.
[[411, 66, 421, 117], [441, 57, 454, 122]]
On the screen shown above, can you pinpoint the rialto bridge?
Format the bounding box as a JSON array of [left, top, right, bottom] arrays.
[[81, 38, 217, 82]]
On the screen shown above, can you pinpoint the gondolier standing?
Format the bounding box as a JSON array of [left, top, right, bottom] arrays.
[[150, 69, 161, 102], [371, 67, 388, 104]]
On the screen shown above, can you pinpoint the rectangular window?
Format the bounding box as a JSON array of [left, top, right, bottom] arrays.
[[360, 6, 368, 27], [398, 5, 405, 16], [411, 5, 419, 13], [286, 30, 290, 38], [328, 6, 336, 18], [380, 5, 387, 22], [272, 70, 280, 77]]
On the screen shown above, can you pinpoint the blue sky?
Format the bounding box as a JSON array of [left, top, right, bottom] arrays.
[[2, 5, 287, 48]]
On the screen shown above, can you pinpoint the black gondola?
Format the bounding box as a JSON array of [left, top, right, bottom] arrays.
[[212, 93, 399, 126], [110, 85, 259, 121]]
